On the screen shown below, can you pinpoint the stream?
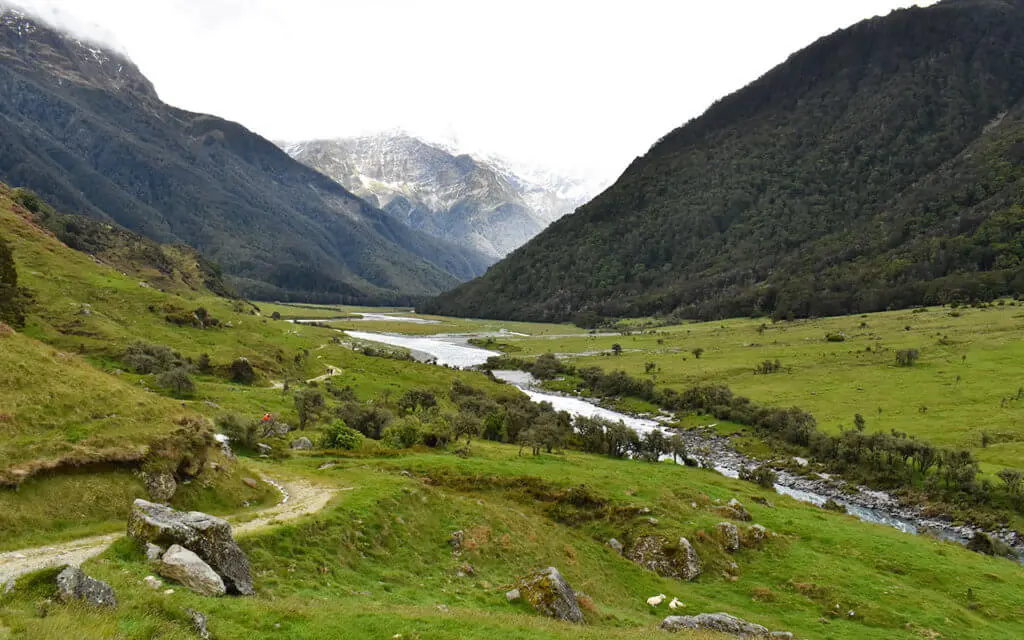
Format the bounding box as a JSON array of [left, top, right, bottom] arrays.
[[344, 330, 1023, 559]]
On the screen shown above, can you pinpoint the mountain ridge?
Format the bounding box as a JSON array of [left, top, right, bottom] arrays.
[[282, 132, 596, 259], [0, 8, 490, 304], [423, 0, 1024, 322]]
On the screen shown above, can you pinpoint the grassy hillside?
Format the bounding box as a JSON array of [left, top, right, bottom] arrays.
[[3, 444, 1023, 639], [424, 0, 1024, 322]]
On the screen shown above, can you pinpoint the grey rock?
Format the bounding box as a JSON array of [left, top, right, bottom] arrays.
[[747, 524, 768, 544], [127, 499, 254, 595], [717, 522, 741, 552], [506, 588, 521, 602], [159, 544, 226, 597], [143, 471, 177, 502], [143, 575, 162, 590], [722, 499, 753, 522], [145, 543, 165, 562], [187, 608, 212, 640], [660, 612, 769, 637], [449, 530, 464, 553], [256, 443, 272, 455], [606, 538, 624, 555], [769, 632, 794, 639], [290, 436, 313, 450], [626, 536, 701, 581], [517, 566, 584, 623], [55, 566, 117, 608]]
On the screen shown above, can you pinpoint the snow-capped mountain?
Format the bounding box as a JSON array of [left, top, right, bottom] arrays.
[[282, 132, 602, 260]]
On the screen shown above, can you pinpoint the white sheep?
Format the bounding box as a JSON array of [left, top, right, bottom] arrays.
[[646, 593, 667, 607], [669, 597, 683, 609]]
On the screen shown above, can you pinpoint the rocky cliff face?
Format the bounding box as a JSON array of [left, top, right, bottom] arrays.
[[283, 133, 597, 260]]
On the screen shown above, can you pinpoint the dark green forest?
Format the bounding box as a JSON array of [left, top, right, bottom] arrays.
[[424, 0, 1024, 322]]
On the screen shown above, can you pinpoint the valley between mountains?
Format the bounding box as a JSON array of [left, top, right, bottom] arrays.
[[2, 0, 1024, 639]]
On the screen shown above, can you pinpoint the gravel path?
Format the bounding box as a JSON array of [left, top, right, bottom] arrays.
[[0, 475, 339, 584]]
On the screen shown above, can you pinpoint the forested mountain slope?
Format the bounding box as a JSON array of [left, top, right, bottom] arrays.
[[0, 8, 491, 305], [424, 0, 1024, 322]]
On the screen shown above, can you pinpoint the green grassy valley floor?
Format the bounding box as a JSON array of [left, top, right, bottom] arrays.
[[482, 307, 1024, 470], [4, 444, 1023, 639]]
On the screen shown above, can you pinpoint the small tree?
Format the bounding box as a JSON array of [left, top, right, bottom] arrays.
[[854, 413, 866, 432], [197, 353, 212, 374], [294, 388, 326, 429], [998, 468, 1023, 496], [452, 413, 482, 445], [611, 343, 623, 356], [692, 347, 705, 359], [895, 349, 920, 367], [321, 420, 363, 450], [271, 311, 282, 320], [158, 367, 195, 396]]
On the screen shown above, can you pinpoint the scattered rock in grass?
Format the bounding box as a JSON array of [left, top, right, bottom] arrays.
[[770, 633, 794, 639], [290, 436, 313, 450], [746, 524, 768, 545], [241, 478, 260, 489], [606, 538, 624, 555], [516, 567, 584, 623], [146, 543, 166, 562], [717, 522, 740, 552], [256, 443, 272, 456], [627, 536, 702, 581], [506, 588, 521, 602], [648, 517, 659, 525], [3, 579, 14, 595], [449, 530, 464, 554], [752, 497, 774, 509], [127, 499, 254, 595], [143, 575, 162, 590], [458, 563, 475, 577], [187, 608, 212, 640], [159, 545, 226, 597], [143, 471, 177, 503], [55, 566, 117, 608], [716, 499, 752, 521], [660, 612, 780, 637]]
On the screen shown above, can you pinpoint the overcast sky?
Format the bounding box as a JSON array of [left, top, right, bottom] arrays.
[[15, 0, 938, 181]]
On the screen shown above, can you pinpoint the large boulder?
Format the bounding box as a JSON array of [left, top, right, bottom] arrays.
[[55, 566, 117, 608], [627, 536, 702, 581], [290, 436, 313, 450], [143, 471, 177, 503], [159, 545, 226, 597], [127, 499, 254, 595], [660, 613, 769, 637], [716, 522, 741, 552], [517, 566, 584, 623]]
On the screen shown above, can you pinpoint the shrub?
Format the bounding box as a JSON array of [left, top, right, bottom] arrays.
[[692, 347, 705, 358], [158, 367, 195, 396], [294, 388, 326, 429], [739, 465, 778, 488], [271, 311, 282, 320], [822, 499, 847, 513], [216, 413, 258, 451], [398, 389, 438, 413], [124, 341, 187, 374], [825, 332, 846, 342], [382, 417, 423, 449], [895, 348, 920, 367], [754, 359, 783, 374], [321, 420, 364, 450]]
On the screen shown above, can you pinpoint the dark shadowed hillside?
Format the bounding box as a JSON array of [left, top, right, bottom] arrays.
[[0, 8, 491, 304], [423, 0, 1024, 322]]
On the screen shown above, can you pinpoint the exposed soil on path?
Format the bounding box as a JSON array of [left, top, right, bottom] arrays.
[[0, 475, 340, 584]]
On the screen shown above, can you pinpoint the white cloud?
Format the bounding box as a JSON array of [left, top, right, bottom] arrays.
[[9, 0, 938, 181]]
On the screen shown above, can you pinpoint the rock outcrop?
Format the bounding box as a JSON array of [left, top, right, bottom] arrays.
[[127, 499, 254, 595], [290, 436, 313, 450], [143, 471, 177, 503], [627, 536, 702, 581], [516, 566, 584, 623], [159, 545, 226, 597], [717, 522, 741, 552], [55, 566, 117, 608], [660, 613, 769, 637]]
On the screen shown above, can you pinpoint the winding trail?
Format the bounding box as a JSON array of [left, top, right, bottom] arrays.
[[0, 476, 339, 584]]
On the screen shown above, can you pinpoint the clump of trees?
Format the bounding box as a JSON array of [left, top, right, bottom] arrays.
[[754, 359, 783, 374]]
